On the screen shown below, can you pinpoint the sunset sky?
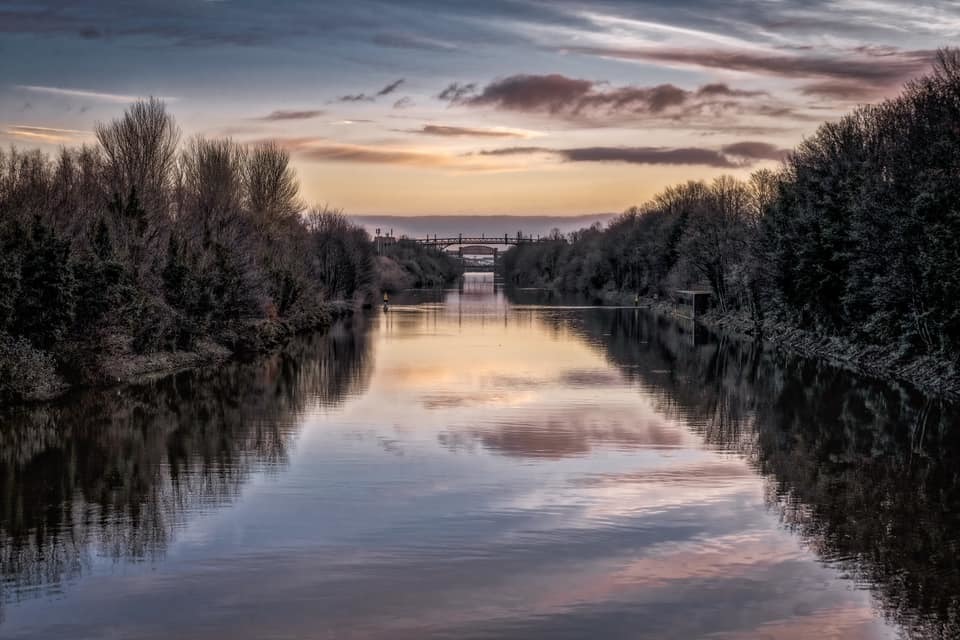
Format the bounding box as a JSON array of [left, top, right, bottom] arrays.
[[0, 1, 948, 214]]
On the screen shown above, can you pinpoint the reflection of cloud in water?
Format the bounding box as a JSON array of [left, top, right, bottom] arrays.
[[572, 459, 752, 487], [6, 279, 957, 640], [420, 390, 538, 409], [439, 406, 687, 459]]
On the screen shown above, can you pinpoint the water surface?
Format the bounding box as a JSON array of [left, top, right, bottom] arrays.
[[2, 274, 959, 639]]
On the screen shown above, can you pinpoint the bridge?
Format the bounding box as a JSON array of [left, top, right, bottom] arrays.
[[374, 232, 548, 272], [374, 232, 545, 272], [414, 233, 538, 250]]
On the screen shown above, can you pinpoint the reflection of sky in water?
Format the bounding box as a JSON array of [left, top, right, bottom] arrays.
[[3, 275, 901, 639]]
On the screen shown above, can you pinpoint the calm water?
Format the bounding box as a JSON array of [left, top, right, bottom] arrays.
[[2, 273, 959, 639]]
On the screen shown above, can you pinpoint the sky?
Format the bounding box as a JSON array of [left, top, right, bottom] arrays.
[[0, 1, 951, 215]]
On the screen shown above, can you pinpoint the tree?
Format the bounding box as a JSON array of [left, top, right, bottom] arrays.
[[95, 98, 179, 218], [13, 216, 75, 349]]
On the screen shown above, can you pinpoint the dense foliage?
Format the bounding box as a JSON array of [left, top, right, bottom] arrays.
[[504, 50, 960, 361], [378, 239, 463, 291], [0, 100, 377, 401]]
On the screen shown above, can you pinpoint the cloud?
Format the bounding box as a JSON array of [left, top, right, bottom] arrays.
[[696, 83, 766, 98], [263, 137, 504, 171], [460, 74, 594, 112], [798, 81, 883, 101], [376, 79, 405, 97], [560, 146, 742, 167], [475, 147, 548, 157], [372, 32, 457, 52], [3, 125, 91, 143], [337, 92, 375, 103], [408, 125, 528, 138], [719, 141, 790, 161], [298, 145, 443, 166], [437, 83, 477, 102], [16, 84, 176, 103], [475, 144, 784, 168], [0, 4, 371, 48], [337, 79, 405, 103], [255, 109, 326, 121], [562, 46, 934, 87], [443, 74, 779, 124], [393, 97, 414, 109]]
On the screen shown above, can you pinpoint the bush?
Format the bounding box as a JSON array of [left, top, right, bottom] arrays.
[[0, 333, 63, 402]]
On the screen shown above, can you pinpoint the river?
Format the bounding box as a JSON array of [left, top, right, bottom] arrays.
[[1, 273, 958, 639]]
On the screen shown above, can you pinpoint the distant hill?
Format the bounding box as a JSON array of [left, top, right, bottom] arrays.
[[347, 214, 616, 240]]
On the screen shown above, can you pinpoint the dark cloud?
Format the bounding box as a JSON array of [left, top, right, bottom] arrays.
[[561, 146, 741, 167], [376, 79, 405, 97], [265, 137, 761, 170], [255, 109, 325, 121], [409, 125, 526, 138], [476, 146, 553, 157], [393, 97, 414, 109], [337, 93, 375, 103], [445, 74, 782, 123], [337, 79, 405, 103], [437, 83, 477, 102], [799, 81, 882, 100], [461, 74, 594, 112], [720, 141, 790, 161], [697, 83, 766, 98], [476, 146, 747, 168]]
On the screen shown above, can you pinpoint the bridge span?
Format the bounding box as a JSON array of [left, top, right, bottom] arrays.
[[413, 233, 540, 250], [375, 232, 546, 272]]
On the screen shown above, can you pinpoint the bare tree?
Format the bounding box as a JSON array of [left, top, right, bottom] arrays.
[[179, 137, 246, 234], [95, 98, 180, 216], [244, 142, 302, 230]]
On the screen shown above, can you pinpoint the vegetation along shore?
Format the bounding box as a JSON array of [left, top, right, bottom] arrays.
[[0, 100, 459, 403], [503, 50, 960, 399]]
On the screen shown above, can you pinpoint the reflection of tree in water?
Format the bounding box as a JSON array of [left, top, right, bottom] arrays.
[[0, 321, 372, 610], [557, 307, 960, 639]]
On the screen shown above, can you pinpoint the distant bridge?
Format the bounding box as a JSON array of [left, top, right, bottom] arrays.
[[414, 234, 539, 250], [375, 233, 546, 272]]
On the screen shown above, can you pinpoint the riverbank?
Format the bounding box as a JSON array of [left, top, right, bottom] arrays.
[[1, 302, 355, 405], [700, 307, 960, 401], [509, 284, 960, 400], [625, 294, 960, 401]]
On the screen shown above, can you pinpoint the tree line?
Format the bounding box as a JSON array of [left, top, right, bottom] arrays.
[[0, 99, 378, 401], [503, 49, 960, 362]]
